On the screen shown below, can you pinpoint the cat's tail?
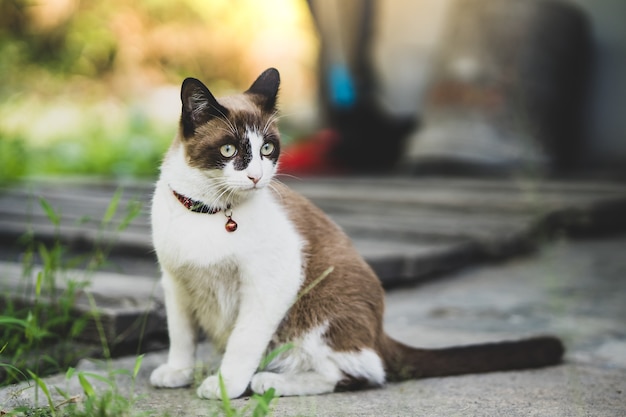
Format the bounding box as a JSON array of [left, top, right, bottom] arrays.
[[380, 334, 564, 382]]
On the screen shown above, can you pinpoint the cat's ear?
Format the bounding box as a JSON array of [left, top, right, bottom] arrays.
[[180, 77, 228, 138], [245, 68, 280, 112]]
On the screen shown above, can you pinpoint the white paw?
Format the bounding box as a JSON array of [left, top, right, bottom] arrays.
[[196, 374, 248, 400], [150, 364, 193, 388], [250, 372, 283, 396]]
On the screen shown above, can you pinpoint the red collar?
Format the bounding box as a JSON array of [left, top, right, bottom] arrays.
[[172, 189, 223, 214], [171, 188, 238, 232]]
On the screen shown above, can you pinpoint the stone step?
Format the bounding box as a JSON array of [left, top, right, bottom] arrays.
[[0, 261, 166, 354], [3, 177, 625, 275]]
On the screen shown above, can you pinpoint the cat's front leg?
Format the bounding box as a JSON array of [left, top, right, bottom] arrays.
[[150, 271, 197, 388], [196, 296, 277, 399], [197, 267, 300, 399]]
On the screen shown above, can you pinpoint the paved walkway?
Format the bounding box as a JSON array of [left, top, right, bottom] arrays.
[[2, 235, 625, 416]]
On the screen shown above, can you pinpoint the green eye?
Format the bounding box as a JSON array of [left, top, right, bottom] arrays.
[[220, 144, 237, 158], [261, 142, 275, 156]]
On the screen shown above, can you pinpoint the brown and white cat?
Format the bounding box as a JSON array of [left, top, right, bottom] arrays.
[[149, 68, 564, 399]]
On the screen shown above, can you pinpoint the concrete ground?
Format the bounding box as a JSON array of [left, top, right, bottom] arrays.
[[2, 234, 625, 416]]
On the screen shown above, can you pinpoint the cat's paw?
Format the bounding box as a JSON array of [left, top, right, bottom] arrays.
[[250, 372, 283, 396], [150, 364, 193, 388], [196, 374, 248, 400]]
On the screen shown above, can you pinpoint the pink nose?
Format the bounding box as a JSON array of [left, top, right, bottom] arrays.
[[248, 175, 260, 184]]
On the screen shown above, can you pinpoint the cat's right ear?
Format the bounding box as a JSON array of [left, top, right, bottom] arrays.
[[180, 78, 228, 138], [245, 68, 280, 112]]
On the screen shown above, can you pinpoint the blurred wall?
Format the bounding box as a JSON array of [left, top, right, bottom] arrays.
[[370, 0, 626, 173], [371, 0, 454, 117], [565, 0, 626, 169]]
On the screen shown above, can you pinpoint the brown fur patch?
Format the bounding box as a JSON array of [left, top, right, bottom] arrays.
[[270, 182, 386, 352]]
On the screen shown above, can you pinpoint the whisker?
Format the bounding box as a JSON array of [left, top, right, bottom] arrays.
[[268, 183, 285, 202], [275, 172, 303, 181], [266, 108, 309, 127], [209, 179, 239, 208], [213, 126, 236, 136], [263, 110, 280, 135], [208, 186, 231, 208], [208, 104, 238, 136]]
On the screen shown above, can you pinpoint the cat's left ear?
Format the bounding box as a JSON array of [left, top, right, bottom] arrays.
[[180, 77, 228, 138], [245, 68, 280, 112]]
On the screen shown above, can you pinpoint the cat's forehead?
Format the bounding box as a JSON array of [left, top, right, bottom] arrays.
[[191, 93, 278, 140], [216, 94, 275, 130], [219, 94, 259, 113]]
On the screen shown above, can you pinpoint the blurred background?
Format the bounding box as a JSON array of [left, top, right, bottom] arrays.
[[0, 0, 319, 181], [1, 0, 625, 182]]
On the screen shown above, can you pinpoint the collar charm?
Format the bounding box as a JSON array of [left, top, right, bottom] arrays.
[[224, 207, 238, 232]]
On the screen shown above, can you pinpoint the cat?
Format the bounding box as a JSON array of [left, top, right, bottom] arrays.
[[149, 68, 564, 399]]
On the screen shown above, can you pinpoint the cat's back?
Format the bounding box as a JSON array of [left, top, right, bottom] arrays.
[[270, 180, 356, 260], [270, 179, 381, 284]]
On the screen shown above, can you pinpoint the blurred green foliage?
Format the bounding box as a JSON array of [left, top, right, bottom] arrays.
[[0, 0, 116, 95], [0, 0, 317, 183], [0, 136, 28, 182]]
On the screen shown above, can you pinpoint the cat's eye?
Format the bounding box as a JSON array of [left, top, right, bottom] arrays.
[[220, 144, 237, 158], [260, 142, 275, 156]]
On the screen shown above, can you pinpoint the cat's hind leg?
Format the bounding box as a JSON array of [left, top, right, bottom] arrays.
[[251, 343, 387, 396], [251, 371, 340, 396]]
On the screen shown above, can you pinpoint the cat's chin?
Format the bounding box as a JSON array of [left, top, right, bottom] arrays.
[[235, 180, 269, 192], [226, 184, 264, 206]]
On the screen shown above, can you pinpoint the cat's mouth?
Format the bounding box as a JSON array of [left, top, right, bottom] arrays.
[[223, 181, 264, 205], [239, 178, 266, 191]]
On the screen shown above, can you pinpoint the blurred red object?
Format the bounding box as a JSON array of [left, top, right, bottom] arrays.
[[278, 129, 346, 176]]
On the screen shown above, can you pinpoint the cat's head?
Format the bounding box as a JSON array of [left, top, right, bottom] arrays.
[[176, 68, 281, 204]]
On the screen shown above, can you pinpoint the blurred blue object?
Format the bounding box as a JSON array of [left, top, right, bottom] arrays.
[[328, 63, 356, 108]]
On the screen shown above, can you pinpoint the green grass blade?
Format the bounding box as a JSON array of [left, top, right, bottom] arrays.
[[0, 362, 29, 383], [117, 199, 142, 231], [39, 197, 61, 227], [109, 368, 132, 377], [70, 317, 88, 338], [218, 372, 236, 416], [54, 386, 70, 400], [133, 354, 144, 379], [297, 266, 334, 300], [259, 343, 294, 371], [79, 371, 116, 388], [27, 370, 56, 416], [85, 292, 111, 359], [0, 317, 29, 327], [37, 244, 50, 271], [35, 270, 43, 298], [252, 387, 276, 417], [78, 373, 96, 397], [102, 188, 122, 225]]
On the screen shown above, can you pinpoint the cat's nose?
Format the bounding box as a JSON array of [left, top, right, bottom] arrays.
[[248, 175, 261, 185]]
